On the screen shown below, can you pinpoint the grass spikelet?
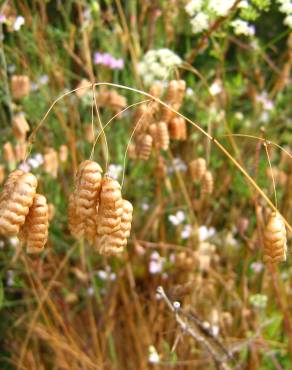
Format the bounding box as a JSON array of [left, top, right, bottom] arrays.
[[19, 193, 49, 254], [0, 171, 37, 236], [263, 212, 287, 264]]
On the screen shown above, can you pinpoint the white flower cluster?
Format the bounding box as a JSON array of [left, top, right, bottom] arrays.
[[231, 19, 255, 36], [277, 0, 292, 28], [138, 49, 182, 86], [209, 0, 237, 17], [185, 0, 236, 34]]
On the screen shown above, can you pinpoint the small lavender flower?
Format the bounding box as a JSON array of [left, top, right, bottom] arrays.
[[0, 14, 6, 24], [149, 251, 165, 274]]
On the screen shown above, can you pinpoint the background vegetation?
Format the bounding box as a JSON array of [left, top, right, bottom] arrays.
[[0, 0, 291, 369]]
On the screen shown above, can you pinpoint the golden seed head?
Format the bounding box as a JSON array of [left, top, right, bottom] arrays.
[[157, 121, 169, 151], [189, 158, 207, 182], [11, 75, 30, 100], [263, 212, 287, 264]]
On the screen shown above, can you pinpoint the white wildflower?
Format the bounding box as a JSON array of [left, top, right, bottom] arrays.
[[6, 270, 15, 287], [138, 49, 181, 85], [168, 210, 185, 226], [209, 80, 222, 96], [238, 0, 249, 8], [185, 0, 203, 17], [18, 162, 31, 173], [198, 226, 216, 241], [107, 164, 123, 180], [13, 16, 25, 31], [148, 346, 160, 364], [149, 251, 165, 274], [181, 224, 192, 239], [209, 0, 236, 16], [231, 19, 255, 36], [250, 262, 264, 273], [87, 286, 94, 296], [284, 14, 292, 28], [190, 12, 209, 33]]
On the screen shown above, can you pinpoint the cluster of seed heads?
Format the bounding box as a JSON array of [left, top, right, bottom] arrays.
[[0, 170, 49, 253], [263, 212, 287, 264], [189, 158, 214, 196], [129, 80, 187, 161], [68, 160, 133, 256]]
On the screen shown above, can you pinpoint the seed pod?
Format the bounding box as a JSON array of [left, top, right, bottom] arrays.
[[14, 142, 27, 162], [0, 170, 24, 204], [189, 158, 207, 182], [169, 116, 187, 140], [149, 82, 163, 98], [74, 160, 103, 243], [149, 123, 158, 143], [0, 165, 4, 185], [128, 143, 137, 159], [160, 105, 174, 124], [68, 193, 83, 239], [157, 122, 169, 151], [106, 90, 127, 112], [263, 212, 287, 263], [201, 171, 214, 196], [11, 75, 30, 100], [98, 199, 133, 256], [3, 142, 15, 164], [97, 176, 123, 235], [0, 172, 37, 236], [59, 145, 68, 163], [13, 115, 30, 142], [177, 80, 186, 106], [75, 79, 91, 98], [165, 80, 178, 104], [19, 194, 49, 254], [85, 124, 95, 143], [133, 104, 152, 134], [138, 134, 153, 160], [43, 148, 59, 178]]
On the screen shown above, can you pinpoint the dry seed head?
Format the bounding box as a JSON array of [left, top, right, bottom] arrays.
[[189, 158, 207, 182], [201, 170, 214, 196], [148, 123, 158, 143], [263, 212, 287, 264], [98, 199, 133, 256], [106, 90, 127, 112], [68, 193, 84, 239], [85, 124, 95, 143], [19, 194, 49, 254], [75, 79, 91, 98], [59, 145, 68, 163], [14, 142, 27, 162], [128, 143, 137, 159], [3, 142, 15, 163], [74, 160, 103, 243], [13, 115, 30, 142], [157, 121, 169, 151], [11, 75, 30, 100], [48, 203, 55, 221], [169, 116, 187, 140], [160, 105, 174, 124], [0, 165, 5, 185], [149, 82, 163, 98], [134, 104, 152, 134], [43, 148, 59, 178], [97, 176, 123, 235], [165, 80, 179, 104], [138, 134, 153, 161], [0, 170, 24, 204], [0, 172, 37, 236], [177, 80, 186, 106]]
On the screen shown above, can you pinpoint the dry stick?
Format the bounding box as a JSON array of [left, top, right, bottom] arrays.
[[157, 286, 232, 370], [28, 82, 292, 235], [18, 245, 77, 369]]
